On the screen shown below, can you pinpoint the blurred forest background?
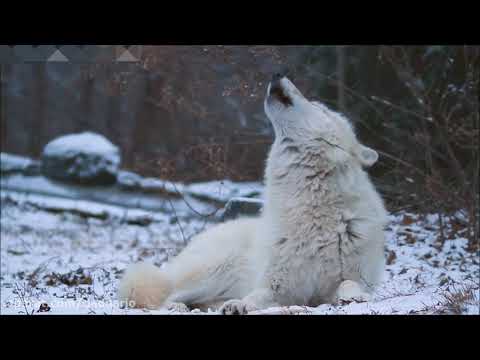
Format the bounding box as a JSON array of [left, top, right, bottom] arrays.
[[0, 45, 478, 246]]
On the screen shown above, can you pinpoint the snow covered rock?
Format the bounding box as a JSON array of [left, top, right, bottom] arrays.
[[222, 196, 263, 221], [41, 132, 121, 185], [186, 180, 263, 203], [0, 153, 41, 175]]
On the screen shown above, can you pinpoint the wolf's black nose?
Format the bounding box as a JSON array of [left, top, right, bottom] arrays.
[[272, 72, 283, 82], [271, 68, 290, 82]]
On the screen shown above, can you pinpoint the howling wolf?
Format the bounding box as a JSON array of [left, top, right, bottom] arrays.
[[118, 74, 389, 314]]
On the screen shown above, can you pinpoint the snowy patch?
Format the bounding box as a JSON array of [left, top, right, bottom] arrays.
[[117, 171, 143, 189], [1, 152, 40, 175], [1, 183, 478, 315]]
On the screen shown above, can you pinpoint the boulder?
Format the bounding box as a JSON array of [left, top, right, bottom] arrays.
[[222, 196, 264, 221], [41, 132, 120, 185]]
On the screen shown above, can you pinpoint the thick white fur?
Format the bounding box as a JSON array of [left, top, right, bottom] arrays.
[[118, 77, 389, 314]]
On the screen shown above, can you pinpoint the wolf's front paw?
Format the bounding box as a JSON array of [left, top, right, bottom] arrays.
[[334, 280, 372, 305], [166, 302, 190, 313], [219, 299, 254, 315]]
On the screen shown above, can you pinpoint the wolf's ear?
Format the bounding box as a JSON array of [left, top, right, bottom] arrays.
[[356, 144, 378, 167]]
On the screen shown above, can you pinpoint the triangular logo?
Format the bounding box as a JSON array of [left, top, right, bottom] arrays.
[[47, 49, 69, 62], [116, 49, 139, 62], [59, 45, 88, 63]]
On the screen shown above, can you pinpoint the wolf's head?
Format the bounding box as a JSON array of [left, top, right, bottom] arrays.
[[264, 75, 378, 168]]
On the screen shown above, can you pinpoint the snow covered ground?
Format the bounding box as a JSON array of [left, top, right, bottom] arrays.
[[1, 182, 478, 315]]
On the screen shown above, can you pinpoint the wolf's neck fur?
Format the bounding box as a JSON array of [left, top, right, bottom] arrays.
[[262, 138, 386, 245]]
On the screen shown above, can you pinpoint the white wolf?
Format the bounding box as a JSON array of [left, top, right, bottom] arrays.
[[118, 75, 389, 314]]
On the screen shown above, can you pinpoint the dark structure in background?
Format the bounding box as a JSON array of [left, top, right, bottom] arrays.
[[1, 45, 478, 246], [0, 46, 375, 182], [1, 46, 305, 181]]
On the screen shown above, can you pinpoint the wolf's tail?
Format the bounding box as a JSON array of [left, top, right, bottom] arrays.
[[118, 262, 173, 309]]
